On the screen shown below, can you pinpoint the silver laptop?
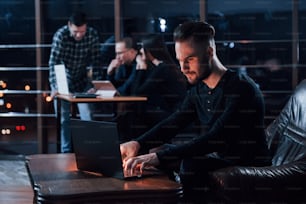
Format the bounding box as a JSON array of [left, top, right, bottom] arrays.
[[92, 80, 119, 97], [54, 64, 98, 98], [54, 64, 70, 95], [70, 119, 162, 179]]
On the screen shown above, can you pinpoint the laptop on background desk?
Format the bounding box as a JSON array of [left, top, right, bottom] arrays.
[[70, 119, 162, 180], [92, 80, 119, 97], [54, 64, 98, 98], [54, 64, 70, 95]]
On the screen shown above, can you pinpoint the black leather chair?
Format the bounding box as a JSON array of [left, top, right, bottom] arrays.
[[209, 80, 306, 202]]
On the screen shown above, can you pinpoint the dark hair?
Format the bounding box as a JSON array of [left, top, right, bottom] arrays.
[[173, 21, 215, 45], [119, 37, 138, 50], [141, 34, 173, 64], [69, 11, 87, 27]]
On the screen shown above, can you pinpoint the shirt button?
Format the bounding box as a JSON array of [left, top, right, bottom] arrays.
[[207, 100, 211, 104], [207, 108, 211, 112], [208, 91, 212, 94]]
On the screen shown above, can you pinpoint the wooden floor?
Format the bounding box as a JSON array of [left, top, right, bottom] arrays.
[[0, 155, 33, 204]]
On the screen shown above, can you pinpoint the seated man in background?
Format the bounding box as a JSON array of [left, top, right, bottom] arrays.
[[106, 37, 138, 96], [117, 34, 188, 141], [120, 21, 270, 200]]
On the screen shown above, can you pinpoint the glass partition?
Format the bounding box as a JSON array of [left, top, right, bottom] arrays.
[[298, 0, 306, 82], [0, 0, 305, 154], [121, 0, 199, 51], [207, 0, 295, 119]]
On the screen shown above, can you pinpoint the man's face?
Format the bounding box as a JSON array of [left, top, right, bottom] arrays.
[[68, 22, 87, 41], [175, 40, 211, 84], [115, 42, 134, 65]]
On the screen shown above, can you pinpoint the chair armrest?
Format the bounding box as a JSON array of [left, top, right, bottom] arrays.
[[209, 158, 306, 201]]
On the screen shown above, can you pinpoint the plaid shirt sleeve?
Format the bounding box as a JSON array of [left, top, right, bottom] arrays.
[[48, 27, 66, 91]]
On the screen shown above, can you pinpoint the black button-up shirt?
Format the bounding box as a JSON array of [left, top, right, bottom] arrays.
[[136, 69, 269, 166]]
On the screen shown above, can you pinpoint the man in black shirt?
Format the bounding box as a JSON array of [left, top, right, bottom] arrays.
[[106, 37, 138, 95], [120, 21, 269, 198]]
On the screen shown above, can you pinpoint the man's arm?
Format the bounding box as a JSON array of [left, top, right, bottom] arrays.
[[117, 65, 136, 95], [107, 59, 121, 75], [106, 59, 122, 86], [132, 63, 166, 95], [48, 31, 64, 91], [135, 93, 196, 151]]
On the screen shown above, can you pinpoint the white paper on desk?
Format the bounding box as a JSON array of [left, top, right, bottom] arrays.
[[95, 90, 116, 98], [54, 64, 69, 95]]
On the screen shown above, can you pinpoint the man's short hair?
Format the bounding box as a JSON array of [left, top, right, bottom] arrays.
[[173, 21, 215, 45], [119, 37, 138, 50], [69, 11, 87, 26]]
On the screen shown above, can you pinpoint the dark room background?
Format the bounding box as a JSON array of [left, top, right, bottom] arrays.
[[0, 0, 305, 154]]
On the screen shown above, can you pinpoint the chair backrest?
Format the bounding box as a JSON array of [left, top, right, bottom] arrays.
[[265, 80, 306, 166]]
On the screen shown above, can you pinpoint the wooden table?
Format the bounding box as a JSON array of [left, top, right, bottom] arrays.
[[26, 154, 182, 204], [55, 94, 147, 152]]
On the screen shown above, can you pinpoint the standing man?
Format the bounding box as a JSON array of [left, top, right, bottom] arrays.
[[120, 21, 270, 199], [106, 37, 138, 96], [49, 11, 101, 153]]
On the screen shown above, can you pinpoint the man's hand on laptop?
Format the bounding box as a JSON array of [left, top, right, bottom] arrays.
[[120, 141, 140, 161], [123, 153, 160, 175]]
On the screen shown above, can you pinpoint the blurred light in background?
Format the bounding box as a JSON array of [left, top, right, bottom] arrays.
[[6, 102, 12, 109], [25, 85, 31, 91], [1, 128, 11, 135], [45, 96, 52, 102], [16, 125, 26, 131], [159, 18, 167, 32]]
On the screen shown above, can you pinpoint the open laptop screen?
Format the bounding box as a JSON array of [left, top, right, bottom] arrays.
[[71, 119, 162, 179]]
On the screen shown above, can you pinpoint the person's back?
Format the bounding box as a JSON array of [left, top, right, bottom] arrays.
[[131, 58, 187, 112], [125, 34, 188, 138], [133, 34, 187, 110]]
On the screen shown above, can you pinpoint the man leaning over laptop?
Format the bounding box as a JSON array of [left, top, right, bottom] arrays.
[[48, 11, 101, 153]]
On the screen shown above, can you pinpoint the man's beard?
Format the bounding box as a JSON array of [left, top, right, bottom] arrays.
[[198, 60, 212, 81]]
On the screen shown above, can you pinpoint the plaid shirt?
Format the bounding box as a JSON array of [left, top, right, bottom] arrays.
[[49, 25, 101, 92]]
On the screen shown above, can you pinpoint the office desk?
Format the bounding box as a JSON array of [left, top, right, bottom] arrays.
[[56, 94, 147, 152], [26, 154, 182, 204]]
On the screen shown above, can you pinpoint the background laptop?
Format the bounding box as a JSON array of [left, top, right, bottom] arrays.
[[70, 119, 161, 179], [54, 64, 70, 95], [92, 80, 119, 97], [54, 64, 97, 98]]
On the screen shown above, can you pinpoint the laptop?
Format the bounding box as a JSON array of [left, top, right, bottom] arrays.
[[92, 80, 119, 97], [54, 64, 98, 98], [70, 119, 162, 179]]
